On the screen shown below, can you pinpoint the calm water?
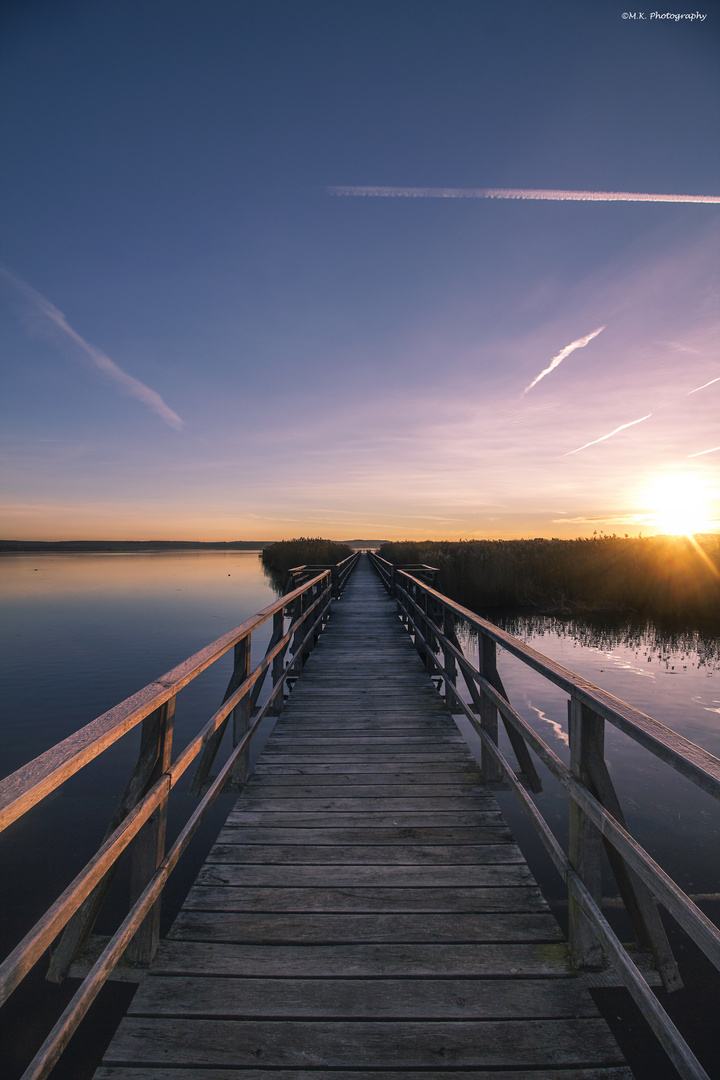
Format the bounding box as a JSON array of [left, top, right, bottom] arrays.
[[1, 552, 718, 1078]]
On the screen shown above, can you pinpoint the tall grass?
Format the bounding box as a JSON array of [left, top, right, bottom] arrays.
[[377, 535, 720, 622], [261, 538, 354, 588]]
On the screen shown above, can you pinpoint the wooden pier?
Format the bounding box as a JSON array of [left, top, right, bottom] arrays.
[[95, 558, 630, 1078], [3, 552, 719, 1079]]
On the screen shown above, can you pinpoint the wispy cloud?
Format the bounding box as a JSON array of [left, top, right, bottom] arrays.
[[686, 376, 720, 396], [328, 185, 720, 204], [688, 446, 720, 458], [564, 414, 653, 456], [0, 266, 183, 430], [523, 326, 605, 394]]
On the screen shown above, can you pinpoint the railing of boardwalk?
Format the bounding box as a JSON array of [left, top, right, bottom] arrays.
[[368, 550, 720, 1080], [0, 551, 360, 1080]]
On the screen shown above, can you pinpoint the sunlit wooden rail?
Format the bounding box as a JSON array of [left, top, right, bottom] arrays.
[[368, 550, 720, 1080]]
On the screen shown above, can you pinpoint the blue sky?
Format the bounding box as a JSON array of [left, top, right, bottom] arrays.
[[1, 0, 718, 539]]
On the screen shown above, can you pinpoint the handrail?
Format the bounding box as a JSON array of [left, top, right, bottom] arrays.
[[0, 555, 361, 1080], [286, 549, 361, 597], [368, 549, 719, 1080]]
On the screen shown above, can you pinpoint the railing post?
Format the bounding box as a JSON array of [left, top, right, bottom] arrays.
[[567, 696, 604, 968], [230, 637, 251, 787], [478, 634, 502, 783], [270, 607, 287, 714], [422, 591, 435, 672], [442, 608, 457, 699], [126, 696, 176, 964]]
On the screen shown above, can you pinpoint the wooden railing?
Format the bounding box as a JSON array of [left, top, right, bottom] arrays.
[[285, 550, 361, 597], [0, 557, 359, 1080], [368, 551, 720, 1080]]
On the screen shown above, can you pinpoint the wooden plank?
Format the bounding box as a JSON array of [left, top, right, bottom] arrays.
[[128, 975, 592, 1017], [230, 797, 498, 812], [250, 768, 484, 782], [96, 1068, 635, 1079], [256, 755, 478, 766], [167, 911, 564, 942], [215, 825, 511, 844], [151, 941, 572, 976], [194, 863, 536, 887], [102, 1018, 625, 1068], [206, 842, 525, 863], [264, 735, 465, 744], [253, 761, 481, 774], [224, 811, 507, 826], [181, 885, 550, 912], [236, 784, 490, 798]]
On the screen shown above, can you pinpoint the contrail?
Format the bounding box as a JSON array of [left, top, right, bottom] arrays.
[[524, 326, 605, 394], [0, 266, 183, 430], [686, 376, 720, 395], [564, 414, 652, 456], [688, 446, 720, 458], [327, 185, 720, 204]]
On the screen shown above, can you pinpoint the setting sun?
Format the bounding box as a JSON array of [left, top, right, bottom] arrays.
[[644, 473, 715, 536]]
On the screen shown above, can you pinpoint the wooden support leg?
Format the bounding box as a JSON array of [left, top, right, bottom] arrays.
[[479, 636, 503, 784], [442, 610, 457, 702], [568, 698, 604, 968], [270, 608, 287, 715], [229, 638, 252, 791], [584, 743, 682, 991], [125, 698, 175, 965], [46, 697, 176, 982]]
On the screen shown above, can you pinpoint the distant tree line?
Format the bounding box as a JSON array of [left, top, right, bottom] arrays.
[[261, 538, 354, 588], [377, 535, 720, 622]]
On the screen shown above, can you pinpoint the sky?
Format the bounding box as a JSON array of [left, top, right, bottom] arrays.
[[1, 0, 718, 541]]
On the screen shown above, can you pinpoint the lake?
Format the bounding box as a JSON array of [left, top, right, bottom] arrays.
[[1, 551, 718, 1078]]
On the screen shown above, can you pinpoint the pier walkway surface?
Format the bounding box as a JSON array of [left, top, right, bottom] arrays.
[[96, 558, 630, 1078]]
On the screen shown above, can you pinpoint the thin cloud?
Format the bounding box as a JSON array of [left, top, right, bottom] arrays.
[[0, 266, 183, 430], [327, 185, 720, 204], [523, 326, 605, 394], [686, 376, 720, 396], [688, 446, 720, 458], [564, 414, 652, 456]]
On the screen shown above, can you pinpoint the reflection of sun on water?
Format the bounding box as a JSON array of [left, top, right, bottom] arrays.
[[644, 473, 715, 535]]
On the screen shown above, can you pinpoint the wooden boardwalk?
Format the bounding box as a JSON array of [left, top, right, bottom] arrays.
[[96, 557, 631, 1078]]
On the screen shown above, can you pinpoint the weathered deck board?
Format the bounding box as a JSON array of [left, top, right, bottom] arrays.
[[96, 556, 629, 1077]]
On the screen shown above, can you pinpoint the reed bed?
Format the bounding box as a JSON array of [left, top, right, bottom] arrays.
[[261, 537, 354, 588], [377, 535, 720, 621]]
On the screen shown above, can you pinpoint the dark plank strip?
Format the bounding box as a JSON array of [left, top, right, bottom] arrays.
[[196, 863, 535, 887], [231, 797, 498, 812], [128, 975, 593, 1018], [96, 1068, 635, 1079], [166, 911, 564, 943], [224, 811, 506, 827], [239, 784, 489, 798], [255, 756, 474, 764], [206, 843, 524, 864], [252, 762, 481, 774], [215, 825, 512, 844], [103, 1017, 626, 1068], [181, 885, 550, 912], [151, 941, 572, 976]]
